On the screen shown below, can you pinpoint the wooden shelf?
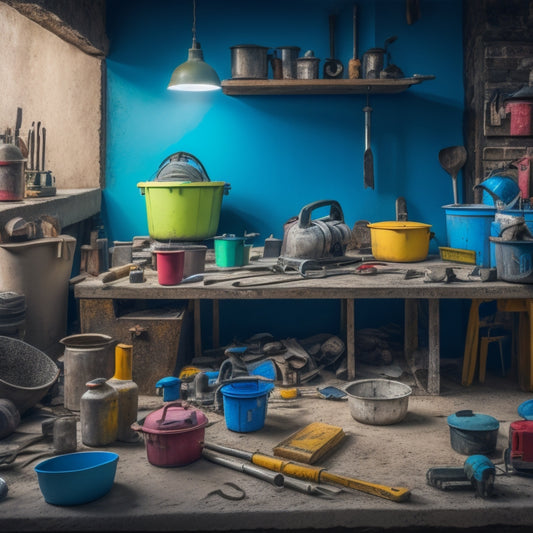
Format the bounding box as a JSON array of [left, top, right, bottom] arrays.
[[221, 76, 435, 96]]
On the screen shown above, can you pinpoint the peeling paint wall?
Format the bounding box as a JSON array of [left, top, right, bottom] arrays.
[[0, 2, 103, 188]]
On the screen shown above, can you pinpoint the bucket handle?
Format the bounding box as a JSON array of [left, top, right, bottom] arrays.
[[297, 199, 345, 229], [156, 400, 198, 429]]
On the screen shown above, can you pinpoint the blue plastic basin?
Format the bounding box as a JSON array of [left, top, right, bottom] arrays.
[[34, 451, 119, 506]]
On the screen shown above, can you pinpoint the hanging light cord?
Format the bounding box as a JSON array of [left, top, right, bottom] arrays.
[[191, 0, 197, 45]]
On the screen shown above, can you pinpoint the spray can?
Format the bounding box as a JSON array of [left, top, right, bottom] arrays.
[[107, 344, 139, 442], [80, 378, 118, 446]]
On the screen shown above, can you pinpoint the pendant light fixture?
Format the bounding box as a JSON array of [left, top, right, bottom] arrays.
[[167, 0, 221, 92]]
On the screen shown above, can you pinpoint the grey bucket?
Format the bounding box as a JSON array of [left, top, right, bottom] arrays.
[[61, 334, 116, 411], [0, 336, 59, 415]]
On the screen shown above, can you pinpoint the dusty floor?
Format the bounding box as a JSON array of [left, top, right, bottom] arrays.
[[2, 360, 533, 533]]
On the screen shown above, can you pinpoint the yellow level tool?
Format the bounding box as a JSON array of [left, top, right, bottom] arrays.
[[203, 442, 410, 502]]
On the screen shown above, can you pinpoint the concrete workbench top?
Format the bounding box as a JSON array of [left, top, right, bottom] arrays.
[[1, 372, 533, 533], [0, 188, 101, 232]]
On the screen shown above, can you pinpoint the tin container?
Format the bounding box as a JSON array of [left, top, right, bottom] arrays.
[[296, 55, 320, 79], [276, 46, 301, 79], [61, 333, 116, 411], [0, 144, 26, 201], [447, 410, 499, 455], [230, 45, 269, 79]]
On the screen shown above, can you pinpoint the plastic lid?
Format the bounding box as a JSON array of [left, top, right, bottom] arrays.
[[142, 402, 208, 434], [518, 399, 533, 420], [447, 410, 499, 431], [220, 380, 274, 399]]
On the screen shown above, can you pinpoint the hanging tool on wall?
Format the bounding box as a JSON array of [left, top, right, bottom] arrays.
[[323, 14, 344, 79], [363, 95, 374, 189], [348, 4, 361, 79], [203, 442, 411, 502]]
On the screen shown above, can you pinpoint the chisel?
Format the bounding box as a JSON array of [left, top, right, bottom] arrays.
[[203, 442, 410, 502]]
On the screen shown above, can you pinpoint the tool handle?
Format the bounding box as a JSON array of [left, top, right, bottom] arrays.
[[101, 263, 137, 283], [363, 105, 372, 150], [320, 471, 410, 502]]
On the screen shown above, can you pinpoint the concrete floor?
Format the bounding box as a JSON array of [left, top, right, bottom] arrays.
[[2, 362, 533, 533]]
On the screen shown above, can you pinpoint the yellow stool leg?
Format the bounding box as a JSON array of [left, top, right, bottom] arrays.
[[462, 299, 482, 386]]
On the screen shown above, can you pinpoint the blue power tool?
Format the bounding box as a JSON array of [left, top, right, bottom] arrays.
[[426, 455, 496, 499]]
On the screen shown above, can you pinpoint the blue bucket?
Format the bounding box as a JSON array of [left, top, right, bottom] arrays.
[[443, 204, 496, 267], [220, 380, 274, 433]]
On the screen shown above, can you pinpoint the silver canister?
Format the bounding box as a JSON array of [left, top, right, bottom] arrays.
[[362, 48, 385, 79], [276, 46, 301, 79], [230, 45, 270, 79], [296, 50, 320, 80]]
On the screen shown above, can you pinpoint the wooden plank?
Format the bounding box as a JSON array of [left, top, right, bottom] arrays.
[[194, 299, 202, 358], [404, 299, 418, 367], [346, 298, 355, 380], [221, 77, 431, 96], [427, 299, 440, 395], [212, 300, 220, 349]]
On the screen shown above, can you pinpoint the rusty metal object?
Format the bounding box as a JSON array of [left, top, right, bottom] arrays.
[[79, 299, 191, 394]]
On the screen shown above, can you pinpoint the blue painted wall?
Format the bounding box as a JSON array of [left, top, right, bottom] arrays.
[[105, 0, 467, 351]]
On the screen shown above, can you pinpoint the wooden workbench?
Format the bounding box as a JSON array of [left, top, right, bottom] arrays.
[[74, 256, 533, 395]]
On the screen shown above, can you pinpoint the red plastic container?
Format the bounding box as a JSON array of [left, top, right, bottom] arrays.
[[131, 401, 208, 467], [154, 250, 184, 285], [505, 100, 533, 136]]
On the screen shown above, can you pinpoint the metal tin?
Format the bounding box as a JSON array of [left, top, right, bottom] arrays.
[[61, 333, 116, 411], [362, 48, 385, 79], [230, 45, 269, 79], [53, 417, 78, 454], [0, 144, 26, 201], [296, 56, 320, 80], [276, 46, 301, 79]]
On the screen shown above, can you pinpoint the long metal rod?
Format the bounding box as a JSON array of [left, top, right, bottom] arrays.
[[203, 442, 410, 502]]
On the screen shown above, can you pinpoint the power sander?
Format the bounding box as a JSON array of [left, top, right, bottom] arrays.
[[426, 455, 496, 499]]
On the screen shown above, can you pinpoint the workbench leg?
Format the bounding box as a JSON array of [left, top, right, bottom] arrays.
[[427, 299, 440, 395], [212, 300, 220, 349], [346, 299, 356, 380], [404, 299, 418, 369], [193, 299, 202, 358]]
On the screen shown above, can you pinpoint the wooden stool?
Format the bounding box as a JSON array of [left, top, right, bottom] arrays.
[[478, 332, 507, 383], [497, 299, 533, 392]]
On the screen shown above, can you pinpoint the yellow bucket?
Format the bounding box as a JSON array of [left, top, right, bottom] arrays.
[[367, 221, 432, 262]]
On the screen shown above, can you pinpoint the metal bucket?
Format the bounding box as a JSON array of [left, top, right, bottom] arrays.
[[230, 45, 269, 79], [61, 334, 116, 411]]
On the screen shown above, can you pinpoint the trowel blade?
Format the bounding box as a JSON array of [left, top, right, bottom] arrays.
[[364, 148, 374, 189]]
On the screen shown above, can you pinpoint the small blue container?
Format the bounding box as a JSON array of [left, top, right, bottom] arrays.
[[220, 380, 274, 433], [518, 399, 533, 420], [35, 451, 119, 506], [447, 410, 499, 455], [443, 204, 496, 267]]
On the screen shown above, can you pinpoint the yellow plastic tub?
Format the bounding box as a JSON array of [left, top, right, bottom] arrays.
[[137, 181, 229, 241], [367, 221, 432, 262]]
